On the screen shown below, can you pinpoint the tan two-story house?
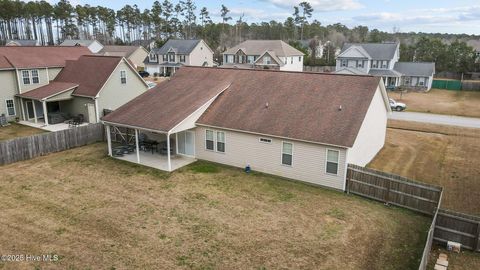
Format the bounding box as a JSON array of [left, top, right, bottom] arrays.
[[144, 39, 214, 76]]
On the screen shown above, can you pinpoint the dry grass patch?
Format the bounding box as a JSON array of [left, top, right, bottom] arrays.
[[369, 120, 480, 215], [0, 144, 430, 270], [0, 123, 47, 141], [389, 89, 480, 118]]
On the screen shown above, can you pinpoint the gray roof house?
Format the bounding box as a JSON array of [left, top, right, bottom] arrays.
[[221, 40, 305, 72], [6, 39, 39, 46], [60, 39, 104, 53], [144, 39, 214, 76], [335, 42, 436, 90]]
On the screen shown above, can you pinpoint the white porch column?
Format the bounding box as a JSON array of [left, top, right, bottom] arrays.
[[167, 133, 172, 172], [94, 98, 100, 123], [106, 125, 112, 156], [32, 100, 38, 124], [163, 66, 166, 76], [20, 98, 26, 121], [42, 100, 49, 126], [135, 129, 140, 164], [175, 133, 179, 154]]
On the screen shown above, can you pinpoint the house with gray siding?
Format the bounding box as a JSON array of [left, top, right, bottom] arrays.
[[102, 67, 390, 191], [335, 42, 435, 90], [144, 39, 214, 76]]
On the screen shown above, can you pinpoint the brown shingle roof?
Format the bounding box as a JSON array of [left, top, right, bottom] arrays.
[[102, 68, 235, 132], [0, 46, 91, 69], [16, 82, 78, 100], [54, 55, 122, 98], [103, 67, 382, 147]]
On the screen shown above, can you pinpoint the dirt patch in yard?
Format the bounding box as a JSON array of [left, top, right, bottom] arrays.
[[0, 144, 430, 270], [389, 89, 480, 118], [0, 122, 47, 141], [369, 120, 480, 215], [428, 245, 480, 270]]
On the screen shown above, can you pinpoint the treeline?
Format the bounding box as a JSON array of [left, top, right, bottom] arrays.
[[0, 0, 479, 72]]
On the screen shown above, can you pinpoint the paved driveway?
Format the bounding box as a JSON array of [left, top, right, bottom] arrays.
[[389, 112, 480, 128]]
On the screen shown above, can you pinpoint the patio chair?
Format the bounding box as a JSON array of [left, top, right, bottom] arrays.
[[159, 139, 175, 155]]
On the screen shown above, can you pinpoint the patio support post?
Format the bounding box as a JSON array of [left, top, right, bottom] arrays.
[[175, 133, 179, 154], [106, 125, 112, 156], [20, 98, 26, 121], [42, 100, 49, 126], [135, 129, 140, 164], [167, 133, 172, 172], [32, 100, 38, 124]]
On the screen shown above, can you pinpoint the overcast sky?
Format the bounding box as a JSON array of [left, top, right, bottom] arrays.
[[47, 0, 480, 35]]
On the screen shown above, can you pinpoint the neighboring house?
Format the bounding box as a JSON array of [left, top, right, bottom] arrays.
[[299, 39, 323, 58], [60, 39, 104, 53], [15, 55, 149, 126], [144, 39, 214, 76], [102, 67, 390, 191], [98, 45, 149, 70], [5, 39, 39, 46], [0, 46, 91, 122], [335, 42, 436, 90], [221, 40, 305, 72]]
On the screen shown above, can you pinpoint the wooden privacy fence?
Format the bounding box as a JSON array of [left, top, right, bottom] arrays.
[[346, 164, 443, 215], [434, 209, 480, 252], [0, 123, 104, 165], [418, 191, 443, 270]]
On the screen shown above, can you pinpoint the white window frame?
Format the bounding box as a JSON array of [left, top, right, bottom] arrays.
[[22, 70, 31, 85], [162, 54, 168, 62], [31, 69, 39, 84], [259, 137, 272, 144], [205, 129, 225, 153], [281, 141, 293, 167], [263, 56, 271, 65], [205, 129, 215, 151], [341, 59, 347, 67], [120, 70, 127, 84], [247, 55, 254, 64], [149, 53, 157, 62], [216, 131, 225, 153], [5, 99, 16, 116], [325, 149, 340, 175]]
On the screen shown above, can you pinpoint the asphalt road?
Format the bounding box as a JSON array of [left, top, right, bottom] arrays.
[[389, 112, 480, 129]]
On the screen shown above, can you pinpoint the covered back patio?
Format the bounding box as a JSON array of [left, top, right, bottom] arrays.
[[105, 123, 196, 172], [16, 82, 94, 130]]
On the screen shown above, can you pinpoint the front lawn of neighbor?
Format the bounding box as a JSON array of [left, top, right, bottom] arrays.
[[388, 89, 480, 118], [0, 122, 47, 141], [369, 120, 480, 215], [0, 143, 430, 270]]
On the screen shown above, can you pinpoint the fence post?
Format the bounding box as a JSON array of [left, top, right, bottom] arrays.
[[384, 177, 391, 205], [475, 222, 480, 252]]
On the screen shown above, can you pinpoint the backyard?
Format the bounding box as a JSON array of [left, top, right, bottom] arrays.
[[0, 143, 430, 270], [369, 120, 480, 215], [0, 122, 47, 141], [388, 89, 480, 118]]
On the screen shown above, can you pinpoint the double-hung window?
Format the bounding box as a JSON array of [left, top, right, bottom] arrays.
[[163, 54, 168, 62], [205, 130, 225, 152], [205, 130, 214, 150], [168, 53, 175, 62], [179, 55, 186, 63], [22, 70, 30, 85], [5, 99, 15, 116], [282, 142, 293, 166], [326, 149, 339, 175], [120, 70, 127, 84], [216, 131, 225, 153], [31, 70, 39, 84], [149, 53, 157, 62], [263, 56, 271, 65], [341, 60, 347, 67]]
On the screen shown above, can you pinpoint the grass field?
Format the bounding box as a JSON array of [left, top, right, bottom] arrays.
[[388, 89, 480, 118], [0, 143, 430, 270], [0, 123, 46, 141], [369, 120, 480, 215]]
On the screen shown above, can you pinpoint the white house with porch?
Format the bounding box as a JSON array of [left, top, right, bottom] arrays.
[[335, 42, 435, 90]]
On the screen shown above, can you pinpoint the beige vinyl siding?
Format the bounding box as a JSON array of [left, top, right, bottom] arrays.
[[48, 67, 63, 81], [188, 40, 214, 66], [195, 126, 347, 190], [17, 68, 49, 93], [347, 86, 388, 166], [61, 96, 93, 118], [96, 60, 148, 119], [0, 70, 19, 120], [128, 48, 149, 69], [46, 89, 75, 102]]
